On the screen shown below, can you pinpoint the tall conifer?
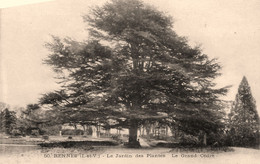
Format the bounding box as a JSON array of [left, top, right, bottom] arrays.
[[229, 76, 260, 147]]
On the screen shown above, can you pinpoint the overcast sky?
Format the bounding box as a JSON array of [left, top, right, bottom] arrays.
[[1, 0, 260, 114]]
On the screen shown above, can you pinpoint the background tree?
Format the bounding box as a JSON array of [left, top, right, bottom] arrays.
[[19, 103, 59, 135], [0, 102, 10, 132], [42, 0, 229, 146], [228, 76, 260, 147], [0, 108, 17, 135], [0, 110, 3, 133], [39, 90, 107, 135], [0, 102, 10, 112]]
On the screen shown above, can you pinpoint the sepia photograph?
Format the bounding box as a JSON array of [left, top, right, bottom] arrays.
[[0, 0, 260, 163]]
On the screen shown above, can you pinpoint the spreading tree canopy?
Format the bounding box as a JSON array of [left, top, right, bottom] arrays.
[[42, 0, 229, 146], [229, 76, 260, 147]]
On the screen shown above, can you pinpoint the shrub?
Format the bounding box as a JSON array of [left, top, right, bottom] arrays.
[[31, 129, 40, 136], [207, 132, 228, 146], [11, 129, 22, 136], [111, 134, 121, 140], [179, 134, 199, 146], [62, 129, 84, 135], [41, 125, 62, 135], [42, 135, 49, 140]]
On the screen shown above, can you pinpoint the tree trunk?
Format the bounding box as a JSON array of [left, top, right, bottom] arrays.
[[82, 124, 86, 135], [152, 124, 155, 136], [175, 128, 179, 138], [145, 126, 150, 136], [96, 125, 100, 138], [203, 133, 207, 146], [106, 129, 110, 137], [82, 124, 86, 131], [92, 126, 97, 138], [128, 119, 140, 147]]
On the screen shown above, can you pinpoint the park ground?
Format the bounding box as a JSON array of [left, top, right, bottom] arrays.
[[0, 135, 260, 164]]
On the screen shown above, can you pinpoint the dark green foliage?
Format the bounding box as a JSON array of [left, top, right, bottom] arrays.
[[41, 0, 229, 146], [26, 104, 40, 111], [40, 125, 62, 135], [179, 134, 199, 146], [18, 103, 60, 135], [0, 108, 17, 135], [228, 76, 260, 147], [61, 129, 84, 135]]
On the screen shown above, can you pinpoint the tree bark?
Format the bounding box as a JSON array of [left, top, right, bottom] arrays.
[[106, 129, 110, 137], [152, 124, 155, 136], [96, 125, 100, 138], [203, 133, 207, 146], [82, 124, 87, 135], [145, 126, 150, 136], [128, 119, 140, 147], [82, 124, 86, 131]]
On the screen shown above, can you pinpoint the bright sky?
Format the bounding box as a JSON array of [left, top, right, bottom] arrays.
[[1, 0, 260, 115]]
